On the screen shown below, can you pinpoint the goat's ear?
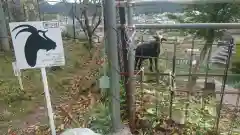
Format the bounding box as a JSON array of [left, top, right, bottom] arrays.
[[153, 35, 159, 39], [161, 38, 167, 42]]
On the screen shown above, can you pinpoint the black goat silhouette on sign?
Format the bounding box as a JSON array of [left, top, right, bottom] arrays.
[[12, 24, 57, 67]]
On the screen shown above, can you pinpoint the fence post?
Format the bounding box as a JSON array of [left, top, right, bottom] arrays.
[[169, 38, 177, 119], [118, 0, 128, 78], [127, 0, 136, 131], [104, 0, 122, 132], [215, 43, 234, 133]]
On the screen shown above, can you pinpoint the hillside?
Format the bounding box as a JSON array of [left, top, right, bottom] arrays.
[[39, 1, 101, 16], [39, 1, 184, 16], [133, 1, 184, 14]]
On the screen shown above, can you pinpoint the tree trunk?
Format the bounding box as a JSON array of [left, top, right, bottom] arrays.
[[188, 29, 215, 91], [0, 0, 9, 51], [88, 35, 93, 56], [88, 37, 93, 48], [8, 0, 25, 22], [88, 31, 93, 48]]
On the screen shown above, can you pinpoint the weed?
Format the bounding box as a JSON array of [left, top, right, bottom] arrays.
[[0, 40, 91, 133]]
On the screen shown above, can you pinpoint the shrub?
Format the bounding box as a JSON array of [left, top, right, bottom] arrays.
[[87, 103, 112, 134], [87, 81, 126, 134], [0, 80, 30, 104]]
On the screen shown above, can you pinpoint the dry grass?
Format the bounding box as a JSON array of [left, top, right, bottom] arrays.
[[0, 39, 97, 134]]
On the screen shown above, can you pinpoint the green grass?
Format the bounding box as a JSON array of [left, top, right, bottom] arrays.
[[0, 39, 90, 133]]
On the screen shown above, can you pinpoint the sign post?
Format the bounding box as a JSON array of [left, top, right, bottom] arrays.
[[41, 67, 56, 135], [9, 21, 65, 135], [12, 62, 23, 90]]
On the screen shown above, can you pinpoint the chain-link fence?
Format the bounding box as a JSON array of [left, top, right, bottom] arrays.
[[128, 26, 240, 134]]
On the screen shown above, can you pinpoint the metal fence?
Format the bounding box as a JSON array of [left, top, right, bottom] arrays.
[[121, 27, 240, 134], [115, 0, 240, 134]]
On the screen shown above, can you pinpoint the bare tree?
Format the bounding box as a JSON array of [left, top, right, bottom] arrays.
[[7, 0, 25, 21], [75, 0, 102, 51], [6, 0, 40, 22], [22, 0, 40, 21]]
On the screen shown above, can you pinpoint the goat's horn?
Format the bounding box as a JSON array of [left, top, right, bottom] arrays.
[[38, 30, 48, 33], [12, 24, 37, 32], [39, 30, 51, 41], [14, 28, 34, 39], [12, 24, 38, 38]]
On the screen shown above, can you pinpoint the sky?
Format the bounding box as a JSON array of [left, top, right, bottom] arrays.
[[46, 0, 150, 5], [46, 0, 240, 5], [45, 0, 192, 5], [46, 0, 101, 5]]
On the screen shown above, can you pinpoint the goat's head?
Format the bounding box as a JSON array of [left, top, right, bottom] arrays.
[[153, 33, 167, 43], [12, 24, 57, 51], [37, 30, 57, 51]]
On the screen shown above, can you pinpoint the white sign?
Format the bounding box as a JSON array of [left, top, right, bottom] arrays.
[[9, 21, 65, 69], [10, 22, 60, 135]]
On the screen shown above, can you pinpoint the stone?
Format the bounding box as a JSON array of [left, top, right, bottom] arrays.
[[60, 128, 101, 135], [112, 126, 132, 135]]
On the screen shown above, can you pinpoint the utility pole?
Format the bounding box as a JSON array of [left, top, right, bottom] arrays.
[[0, 0, 10, 51], [126, 0, 136, 131], [104, 0, 122, 132], [103, 0, 108, 55], [72, 3, 76, 39]]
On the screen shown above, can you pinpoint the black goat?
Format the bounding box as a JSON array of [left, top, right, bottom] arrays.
[[135, 35, 167, 72], [12, 24, 56, 67]]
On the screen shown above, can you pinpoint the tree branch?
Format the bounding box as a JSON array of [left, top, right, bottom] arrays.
[[91, 5, 97, 26], [75, 9, 88, 37], [91, 5, 102, 34], [61, 0, 102, 48], [83, 9, 91, 34]]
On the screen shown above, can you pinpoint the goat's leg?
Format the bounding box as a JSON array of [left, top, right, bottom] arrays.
[[138, 58, 143, 70], [154, 57, 159, 72], [135, 57, 139, 70], [149, 58, 153, 72]]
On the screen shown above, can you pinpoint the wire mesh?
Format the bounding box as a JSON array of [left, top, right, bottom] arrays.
[[1, 0, 240, 134], [133, 26, 240, 134]]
